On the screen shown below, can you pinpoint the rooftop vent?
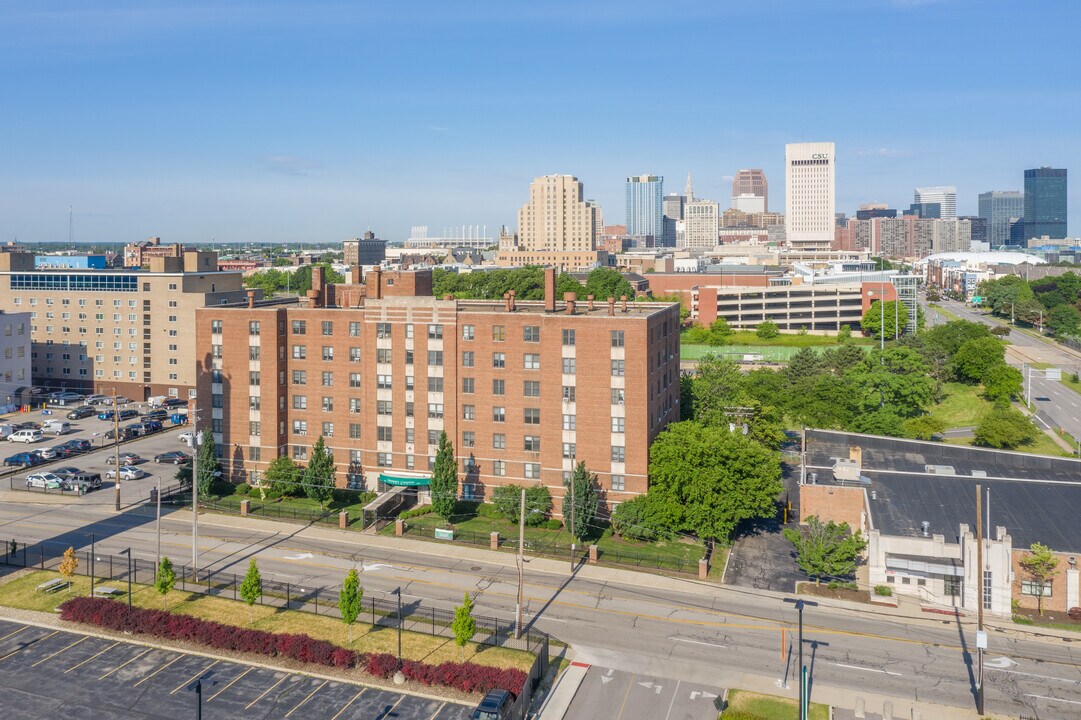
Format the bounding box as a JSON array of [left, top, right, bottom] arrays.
[[921, 521, 930, 537]]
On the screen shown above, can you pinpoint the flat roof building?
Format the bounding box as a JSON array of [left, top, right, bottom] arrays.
[[785, 142, 836, 252], [343, 231, 387, 266]]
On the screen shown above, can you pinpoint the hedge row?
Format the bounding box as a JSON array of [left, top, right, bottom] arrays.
[[58, 597, 525, 695]]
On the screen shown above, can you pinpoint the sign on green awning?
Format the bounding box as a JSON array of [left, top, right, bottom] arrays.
[[378, 473, 431, 487]]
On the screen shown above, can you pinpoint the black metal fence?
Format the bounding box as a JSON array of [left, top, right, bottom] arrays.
[[1, 537, 550, 710]]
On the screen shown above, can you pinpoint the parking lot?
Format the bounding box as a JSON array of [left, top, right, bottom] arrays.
[[566, 665, 723, 720], [2, 403, 193, 506], [0, 617, 472, 719]]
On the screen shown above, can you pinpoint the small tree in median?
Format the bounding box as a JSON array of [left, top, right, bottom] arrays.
[[783, 515, 867, 586], [430, 431, 458, 523], [239, 559, 262, 624], [155, 557, 176, 610], [1018, 542, 1059, 616], [59, 546, 78, 583], [339, 568, 363, 642], [452, 592, 477, 661]]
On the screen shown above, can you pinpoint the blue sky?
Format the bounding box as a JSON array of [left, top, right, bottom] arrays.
[[1, 0, 1078, 244]]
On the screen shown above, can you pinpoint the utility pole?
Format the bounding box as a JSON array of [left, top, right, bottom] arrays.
[[799, 426, 807, 485], [515, 487, 526, 640], [784, 598, 817, 720], [113, 388, 121, 512], [155, 475, 162, 568], [975, 484, 985, 716], [569, 463, 577, 573], [191, 404, 199, 576]]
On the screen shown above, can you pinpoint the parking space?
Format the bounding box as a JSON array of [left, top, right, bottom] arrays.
[[566, 666, 723, 720], [0, 618, 472, 719]]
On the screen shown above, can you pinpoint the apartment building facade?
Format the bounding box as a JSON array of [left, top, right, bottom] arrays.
[[0, 251, 252, 400], [0, 311, 31, 404], [196, 268, 681, 513]]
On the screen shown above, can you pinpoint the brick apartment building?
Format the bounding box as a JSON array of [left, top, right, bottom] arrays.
[[0, 251, 253, 400], [196, 267, 681, 513]]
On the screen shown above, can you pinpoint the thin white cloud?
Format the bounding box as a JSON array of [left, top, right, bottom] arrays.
[[856, 147, 911, 158]]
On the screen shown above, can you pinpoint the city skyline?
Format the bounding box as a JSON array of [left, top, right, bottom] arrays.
[[2, 0, 1079, 244]]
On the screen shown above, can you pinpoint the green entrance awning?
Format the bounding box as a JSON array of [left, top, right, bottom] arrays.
[[379, 473, 431, 487]]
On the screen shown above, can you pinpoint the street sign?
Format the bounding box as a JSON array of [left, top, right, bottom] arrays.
[[434, 528, 454, 540], [1045, 368, 1062, 381]]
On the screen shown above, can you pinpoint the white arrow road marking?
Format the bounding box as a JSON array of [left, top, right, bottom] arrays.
[[361, 562, 392, 571], [600, 676, 612, 684], [283, 553, 314, 560], [637, 681, 663, 694], [830, 662, 903, 677], [985, 656, 1018, 669], [637, 681, 654, 689], [606, 669, 613, 676]]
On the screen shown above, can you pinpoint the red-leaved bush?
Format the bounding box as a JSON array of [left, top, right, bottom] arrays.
[[59, 598, 525, 694]]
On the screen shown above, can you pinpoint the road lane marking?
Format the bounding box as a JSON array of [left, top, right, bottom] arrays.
[[0, 625, 29, 643], [829, 662, 902, 677], [991, 667, 1081, 685], [245, 674, 288, 709], [331, 688, 367, 720], [668, 636, 728, 649], [207, 666, 253, 701], [663, 680, 682, 720], [1024, 693, 1081, 706], [133, 653, 184, 686], [100, 648, 151, 679], [31, 635, 88, 667], [614, 675, 635, 720], [0, 630, 59, 663], [171, 659, 219, 694], [66, 641, 120, 673], [378, 695, 405, 719], [284, 679, 327, 717]]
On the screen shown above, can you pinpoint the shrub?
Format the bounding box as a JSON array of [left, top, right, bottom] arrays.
[[399, 506, 434, 520], [827, 581, 858, 591], [722, 712, 768, 720], [874, 585, 892, 597], [234, 483, 250, 496], [1068, 606, 1081, 622], [544, 519, 562, 531], [1013, 615, 1034, 625], [265, 490, 282, 500], [475, 502, 502, 519]]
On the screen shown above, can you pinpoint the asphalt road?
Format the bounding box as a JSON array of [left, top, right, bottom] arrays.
[[0, 617, 471, 719], [3, 502, 1081, 719], [566, 666, 723, 720]]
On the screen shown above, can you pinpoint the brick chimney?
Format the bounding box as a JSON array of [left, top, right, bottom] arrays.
[[564, 291, 577, 315], [312, 265, 325, 294], [587, 294, 595, 311], [369, 268, 383, 299], [607, 297, 615, 316], [246, 290, 255, 309], [350, 266, 362, 284], [544, 267, 556, 312], [620, 295, 628, 312], [503, 292, 512, 312], [508, 289, 516, 312]]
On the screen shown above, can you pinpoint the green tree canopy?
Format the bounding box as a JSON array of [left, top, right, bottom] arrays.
[[951, 337, 1007, 383], [584, 267, 634, 301], [492, 484, 552, 526], [155, 557, 176, 610], [565, 461, 599, 542], [266, 455, 302, 497], [451, 593, 477, 661], [973, 406, 1038, 449], [783, 516, 868, 585], [303, 436, 336, 506], [339, 568, 363, 641], [981, 362, 1023, 403], [239, 559, 262, 624], [1018, 542, 1059, 615], [860, 300, 905, 340], [755, 320, 779, 339], [196, 427, 221, 499], [430, 431, 458, 522], [1047, 304, 1081, 338]]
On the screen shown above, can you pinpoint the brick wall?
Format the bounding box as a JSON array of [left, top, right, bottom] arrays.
[[799, 484, 867, 531]]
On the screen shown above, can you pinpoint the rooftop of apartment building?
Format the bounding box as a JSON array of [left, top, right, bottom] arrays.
[[0, 250, 234, 275]]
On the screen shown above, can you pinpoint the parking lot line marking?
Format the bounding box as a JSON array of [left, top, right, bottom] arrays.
[[131, 653, 184, 686], [330, 688, 366, 720], [0, 625, 29, 643], [207, 666, 253, 701], [170, 659, 219, 694], [0, 630, 58, 663], [100, 648, 151, 679], [381, 696, 405, 718], [284, 679, 327, 717], [425, 702, 446, 720], [31, 635, 89, 667], [245, 674, 288, 710], [66, 641, 120, 673]]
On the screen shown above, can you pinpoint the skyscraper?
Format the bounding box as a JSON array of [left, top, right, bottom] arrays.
[[914, 186, 957, 219], [516, 175, 597, 252], [625, 174, 664, 244], [785, 142, 836, 251], [732, 169, 768, 212], [681, 199, 719, 249], [977, 191, 1024, 246], [1023, 167, 1067, 240], [662, 194, 685, 248]]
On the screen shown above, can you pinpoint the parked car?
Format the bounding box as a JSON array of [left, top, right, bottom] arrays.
[[84, 394, 109, 405], [142, 409, 169, 422], [51, 466, 82, 479], [178, 431, 196, 445], [170, 413, 189, 426], [26, 473, 65, 489], [104, 427, 138, 441], [50, 392, 84, 406], [7, 429, 43, 444], [13, 421, 42, 431], [57, 439, 91, 455], [35, 446, 61, 460], [3, 452, 43, 468], [470, 690, 514, 720], [62, 472, 102, 492], [0, 424, 14, 440], [105, 466, 144, 481], [114, 396, 132, 405], [42, 419, 71, 435], [66, 405, 97, 420], [98, 408, 138, 421], [162, 398, 187, 408], [107, 452, 143, 465], [154, 451, 191, 465], [140, 420, 164, 434]]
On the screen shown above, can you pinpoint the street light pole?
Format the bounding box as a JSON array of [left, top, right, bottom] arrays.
[[784, 598, 818, 720], [155, 476, 162, 568], [392, 586, 402, 669], [568, 463, 577, 573], [113, 388, 121, 512], [191, 404, 199, 577], [976, 485, 985, 716], [515, 487, 525, 640], [119, 547, 132, 611]]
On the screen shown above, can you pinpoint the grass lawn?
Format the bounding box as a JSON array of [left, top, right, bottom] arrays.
[[723, 689, 828, 720], [942, 433, 1071, 457], [681, 344, 870, 362], [929, 382, 986, 428], [209, 493, 374, 523], [926, 302, 962, 322], [0, 570, 534, 671], [723, 331, 873, 348], [1062, 375, 1081, 396]]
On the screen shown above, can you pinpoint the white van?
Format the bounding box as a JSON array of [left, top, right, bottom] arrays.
[[147, 395, 169, 408], [8, 429, 43, 443], [42, 419, 71, 435]]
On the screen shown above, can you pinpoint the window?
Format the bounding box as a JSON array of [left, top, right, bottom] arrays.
[[611, 359, 625, 377], [562, 329, 575, 346], [292, 370, 307, 385], [406, 454, 415, 470], [611, 417, 625, 433], [462, 377, 475, 394], [377, 400, 392, 415], [562, 414, 576, 430], [292, 420, 308, 436], [322, 346, 334, 361], [524, 408, 540, 424], [376, 322, 391, 339], [322, 371, 333, 386], [611, 388, 625, 404], [292, 345, 307, 359], [492, 433, 506, 450], [562, 442, 576, 459], [405, 428, 414, 443], [524, 353, 540, 370], [461, 351, 474, 367], [405, 324, 413, 339], [405, 401, 414, 417], [462, 325, 474, 340], [211, 320, 223, 334], [492, 325, 505, 342], [377, 348, 392, 363], [524, 436, 540, 452], [349, 423, 361, 439], [1021, 581, 1053, 597], [349, 321, 360, 337], [377, 426, 393, 442], [492, 406, 505, 422], [492, 352, 505, 368], [249, 321, 260, 336], [427, 350, 443, 366], [492, 379, 505, 395], [611, 475, 625, 491], [377, 453, 392, 467], [322, 396, 334, 412], [524, 381, 540, 397], [562, 386, 576, 402], [349, 348, 361, 363], [428, 324, 443, 340], [944, 576, 961, 597], [377, 375, 392, 389], [428, 403, 443, 419], [211, 344, 223, 359], [611, 330, 625, 347], [349, 373, 361, 388], [492, 460, 506, 476], [292, 320, 306, 335], [524, 326, 540, 342], [462, 431, 475, 448], [524, 463, 541, 479], [562, 357, 576, 374], [248, 346, 261, 360], [611, 446, 625, 463], [250, 448, 261, 462], [349, 398, 361, 414], [983, 571, 992, 610], [321, 320, 333, 336], [249, 371, 261, 386], [427, 376, 443, 393], [427, 430, 439, 445], [293, 395, 307, 409], [462, 405, 475, 420], [405, 350, 414, 365]]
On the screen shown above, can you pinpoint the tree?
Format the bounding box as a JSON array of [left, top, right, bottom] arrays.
[[705, 318, 733, 346], [303, 436, 335, 506], [1047, 304, 1081, 338], [689, 355, 745, 428], [584, 267, 634, 302], [849, 347, 934, 418], [430, 431, 458, 522], [175, 464, 192, 490], [266, 455, 301, 497], [755, 320, 779, 339], [492, 484, 552, 525], [837, 324, 852, 342], [59, 546, 78, 581], [860, 300, 904, 340], [952, 337, 1006, 384], [565, 462, 599, 542], [783, 516, 867, 586], [196, 427, 221, 499], [647, 421, 782, 542], [155, 557, 176, 610], [903, 415, 946, 441], [555, 273, 585, 299], [451, 592, 477, 661], [785, 348, 822, 384], [973, 406, 1038, 449], [610, 495, 675, 541], [339, 568, 362, 642], [982, 362, 1023, 403], [239, 559, 262, 624], [1018, 542, 1059, 616]]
